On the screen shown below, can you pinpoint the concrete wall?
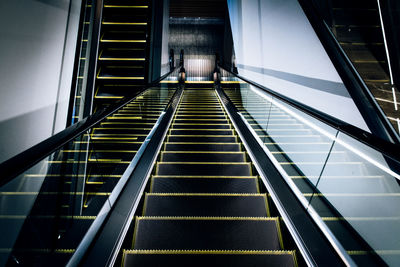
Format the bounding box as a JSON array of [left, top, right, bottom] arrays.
[[227, 0, 370, 131], [0, 0, 82, 163]]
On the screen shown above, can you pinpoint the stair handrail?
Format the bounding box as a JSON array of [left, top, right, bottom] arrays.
[[218, 64, 400, 164], [0, 66, 180, 187]]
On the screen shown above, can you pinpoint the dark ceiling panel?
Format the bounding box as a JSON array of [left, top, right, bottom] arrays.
[[170, 0, 227, 18]]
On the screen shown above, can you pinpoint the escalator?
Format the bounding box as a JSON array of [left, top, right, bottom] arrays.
[[329, 0, 400, 132], [2, 0, 400, 266], [121, 83, 298, 266], [95, 0, 149, 111]]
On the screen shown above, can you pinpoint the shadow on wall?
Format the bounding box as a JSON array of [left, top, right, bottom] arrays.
[[0, 105, 56, 164]]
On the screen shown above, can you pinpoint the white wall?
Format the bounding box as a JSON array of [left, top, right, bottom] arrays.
[[227, 0, 370, 131], [0, 0, 82, 163]]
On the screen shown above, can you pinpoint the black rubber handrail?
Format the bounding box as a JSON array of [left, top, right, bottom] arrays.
[[219, 65, 400, 164], [0, 67, 179, 187], [298, 0, 400, 144]]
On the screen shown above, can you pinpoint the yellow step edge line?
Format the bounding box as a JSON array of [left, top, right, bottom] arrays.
[[103, 5, 148, 8], [97, 77, 145, 80], [185, 81, 214, 84], [123, 249, 295, 255], [167, 135, 236, 137], [137, 216, 278, 221], [157, 162, 250, 165], [172, 122, 232, 126], [171, 129, 232, 131], [24, 174, 121, 178], [101, 39, 146, 43], [146, 193, 266, 197], [102, 22, 147, 25], [0, 248, 75, 253], [99, 57, 145, 61], [74, 141, 142, 144], [93, 128, 151, 130], [161, 151, 244, 154], [160, 80, 179, 83], [165, 142, 238, 145], [47, 160, 131, 164], [221, 81, 246, 84], [152, 175, 257, 179], [0, 215, 96, 219], [0, 192, 110, 196]]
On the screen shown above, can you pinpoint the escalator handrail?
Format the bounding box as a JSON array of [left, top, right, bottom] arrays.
[[219, 64, 400, 164], [299, 0, 400, 144], [0, 67, 180, 187]]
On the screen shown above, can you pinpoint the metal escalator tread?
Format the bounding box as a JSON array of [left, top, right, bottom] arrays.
[[133, 217, 282, 250], [125, 84, 296, 266], [143, 193, 270, 217], [150, 176, 260, 193], [122, 250, 297, 267]]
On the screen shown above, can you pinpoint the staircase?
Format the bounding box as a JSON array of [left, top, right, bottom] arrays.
[[122, 82, 298, 266]]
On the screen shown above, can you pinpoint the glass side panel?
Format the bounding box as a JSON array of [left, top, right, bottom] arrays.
[[221, 74, 400, 266], [0, 80, 178, 266]]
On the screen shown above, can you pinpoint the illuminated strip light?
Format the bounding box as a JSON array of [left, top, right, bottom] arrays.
[[376, 0, 398, 111], [249, 86, 400, 180]]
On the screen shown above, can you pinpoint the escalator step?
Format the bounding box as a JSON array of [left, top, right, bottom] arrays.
[[123, 250, 297, 267], [164, 143, 241, 152], [169, 129, 233, 135], [160, 152, 245, 162], [133, 217, 283, 250], [171, 123, 231, 129], [143, 194, 269, 217], [150, 176, 259, 193], [167, 135, 237, 142], [156, 163, 252, 176]]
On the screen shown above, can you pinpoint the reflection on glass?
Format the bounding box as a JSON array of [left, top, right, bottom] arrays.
[[0, 79, 178, 265], [221, 71, 400, 265]]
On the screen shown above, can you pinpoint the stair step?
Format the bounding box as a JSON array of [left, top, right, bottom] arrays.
[[160, 151, 245, 162], [150, 176, 259, 193], [156, 162, 252, 176], [171, 123, 231, 129], [164, 143, 241, 152], [143, 194, 268, 217], [99, 48, 146, 61], [133, 217, 283, 250], [123, 250, 297, 267], [169, 129, 233, 135], [167, 135, 237, 142]]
